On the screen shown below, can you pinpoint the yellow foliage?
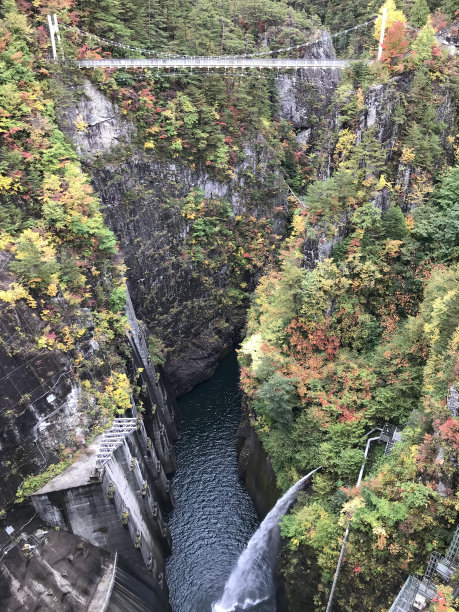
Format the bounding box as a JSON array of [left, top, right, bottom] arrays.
[[0, 282, 36, 308], [400, 147, 415, 164], [406, 172, 434, 208], [13, 228, 57, 263], [375, 0, 406, 41], [0, 233, 14, 250], [356, 87, 365, 110], [423, 290, 458, 346], [0, 175, 21, 192], [405, 214, 414, 232], [376, 174, 391, 190], [46, 273, 60, 297], [340, 496, 366, 527], [260, 117, 271, 130], [144, 140, 155, 150], [99, 372, 132, 415], [73, 116, 89, 132], [333, 129, 356, 166]]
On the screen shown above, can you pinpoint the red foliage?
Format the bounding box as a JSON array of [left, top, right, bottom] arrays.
[[430, 11, 448, 32], [286, 318, 340, 362], [381, 22, 408, 67], [438, 418, 459, 451]]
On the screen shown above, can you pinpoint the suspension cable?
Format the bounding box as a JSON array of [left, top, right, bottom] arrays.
[[59, 16, 378, 60]]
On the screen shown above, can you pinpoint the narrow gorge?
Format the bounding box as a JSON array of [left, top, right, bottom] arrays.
[[1, 1, 458, 611]]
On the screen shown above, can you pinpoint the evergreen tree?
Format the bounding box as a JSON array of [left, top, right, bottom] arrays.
[[410, 0, 430, 28], [440, 0, 458, 20], [381, 205, 407, 240], [76, 0, 132, 42], [151, 0, 170, 48], [435, 166, 459, 249]]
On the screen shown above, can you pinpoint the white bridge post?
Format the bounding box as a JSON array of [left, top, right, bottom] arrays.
[[377, 6, 388, 61], [47, 13, 62, 61]]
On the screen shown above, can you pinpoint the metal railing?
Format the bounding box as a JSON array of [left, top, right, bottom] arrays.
[[76, 57, 353, 69], [96, 418, 137, 466]]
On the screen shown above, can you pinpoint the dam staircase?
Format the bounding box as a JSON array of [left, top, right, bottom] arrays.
[[96, 418, 138, 466], [379, 423, 403, 455]]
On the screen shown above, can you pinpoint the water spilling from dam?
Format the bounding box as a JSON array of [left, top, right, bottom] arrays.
[[213, 468, 321, 612]]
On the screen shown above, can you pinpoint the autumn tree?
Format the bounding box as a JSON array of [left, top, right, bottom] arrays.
[[412, 21, 438, 62], [9, 229, 60, 291], [374, 0, 406, 42], [381, 20, 408, 65]]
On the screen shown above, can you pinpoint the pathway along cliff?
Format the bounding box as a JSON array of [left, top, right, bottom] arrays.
[[166, 352, 260, 611]]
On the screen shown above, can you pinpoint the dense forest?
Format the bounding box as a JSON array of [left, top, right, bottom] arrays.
[[0, 0, 458, 609]]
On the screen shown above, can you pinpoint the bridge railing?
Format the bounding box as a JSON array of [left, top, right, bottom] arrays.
[[76, 57, 352, 69]]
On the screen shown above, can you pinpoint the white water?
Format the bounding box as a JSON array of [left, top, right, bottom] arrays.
[[213, 467, 321, 612]]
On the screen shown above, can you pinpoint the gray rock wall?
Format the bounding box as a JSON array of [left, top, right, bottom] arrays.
[[237, 399, 280, 519], [0, 251, 98, 508], [58, 80, 291, 394], [276, 31, 341, 132]]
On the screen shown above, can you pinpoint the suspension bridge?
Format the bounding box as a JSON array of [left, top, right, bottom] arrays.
[[46, 12, 458, 72], [48, 14, 378, 71]]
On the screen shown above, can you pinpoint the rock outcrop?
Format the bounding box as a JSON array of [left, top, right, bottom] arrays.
[[58, 79, 292, 394], [276, 31, 341, 135]]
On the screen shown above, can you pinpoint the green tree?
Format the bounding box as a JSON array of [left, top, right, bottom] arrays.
[[412, 22, 437, 62], [381, 205, 408, 240], [410, 0, 430, 27], [9, 229, 60, 291], [255, 372, 298, 427], [423, 165, 459, 256]]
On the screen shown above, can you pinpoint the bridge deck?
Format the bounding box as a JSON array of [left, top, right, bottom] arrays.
[[77, 57, 352, 69]]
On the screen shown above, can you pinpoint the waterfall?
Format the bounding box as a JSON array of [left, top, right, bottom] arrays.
[[213, 467, 321, 612]]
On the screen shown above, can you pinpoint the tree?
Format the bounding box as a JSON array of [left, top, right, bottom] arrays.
[[410, 0, 430, 28], [374, 0, 406, 42], [9, 229, 60, 291], [435, 166, 459, 250], [255, 372, 298, 427], [381, 20, 408, 64], [412, 22, 438, 62], [381, 205, 407, 240], [440, 0, 459, 20]]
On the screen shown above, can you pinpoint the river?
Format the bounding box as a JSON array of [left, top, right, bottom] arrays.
[[166, 352, 260, 612]]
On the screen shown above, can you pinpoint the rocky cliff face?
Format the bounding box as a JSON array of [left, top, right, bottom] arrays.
[[0, 251, 98, 508], [276, 31, 341, 139], [59, 80, 293, 394], [58, 32, 347, 395], [236, 398, 280, 519], [283, 70, 458, 268], [0, 283, 177, 606]]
